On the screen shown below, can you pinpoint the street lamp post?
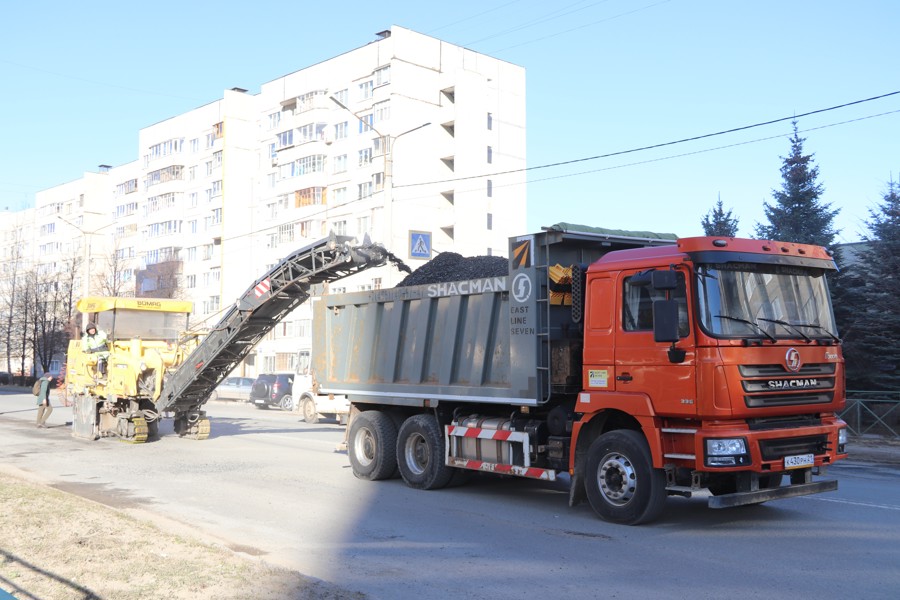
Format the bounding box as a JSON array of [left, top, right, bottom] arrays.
[[56, 213, 112, 300], [328, 95, 430, 263]]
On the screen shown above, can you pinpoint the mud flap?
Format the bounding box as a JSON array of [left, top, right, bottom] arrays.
[[72, 394, 98, 440]]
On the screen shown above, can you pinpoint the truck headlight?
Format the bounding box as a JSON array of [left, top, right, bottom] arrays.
[[705, 438, 749, 467], [838, 427, 847, 452]]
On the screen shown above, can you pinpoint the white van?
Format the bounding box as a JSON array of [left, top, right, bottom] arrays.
[[292, 350, 350, 424]]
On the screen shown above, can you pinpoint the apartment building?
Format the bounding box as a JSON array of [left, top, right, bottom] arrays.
[[4, 26, 527, 380]]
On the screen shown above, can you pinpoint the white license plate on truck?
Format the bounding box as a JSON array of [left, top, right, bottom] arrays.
[[784, 453, 814, 469]]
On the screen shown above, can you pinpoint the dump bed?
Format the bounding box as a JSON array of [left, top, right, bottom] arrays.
[[313, 224, 677, 407]]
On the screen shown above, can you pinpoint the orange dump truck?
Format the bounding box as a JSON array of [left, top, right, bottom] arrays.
[[315, 224, 848, 524]]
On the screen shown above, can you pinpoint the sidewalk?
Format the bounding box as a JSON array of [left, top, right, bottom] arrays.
[[845, 435, 900, 466]]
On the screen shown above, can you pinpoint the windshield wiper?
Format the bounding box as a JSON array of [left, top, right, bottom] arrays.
[[789, 321, 841, 343], [757, 317, 812, 342], [714, 314, 776, 342]]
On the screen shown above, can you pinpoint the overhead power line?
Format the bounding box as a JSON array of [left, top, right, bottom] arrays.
[[395, 89, 900, 189]]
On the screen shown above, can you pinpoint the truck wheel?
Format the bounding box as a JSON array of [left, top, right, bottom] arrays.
[[397, 415, 453, 490], [584, 430, 666, 525], [301, 398, 319, 424], [348, 411, 398, 481]]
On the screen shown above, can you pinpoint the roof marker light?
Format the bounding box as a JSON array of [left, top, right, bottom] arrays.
[[712, 239, 727, 247]]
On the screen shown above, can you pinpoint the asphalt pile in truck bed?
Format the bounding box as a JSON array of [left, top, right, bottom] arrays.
[[395, 252, 508, 287]]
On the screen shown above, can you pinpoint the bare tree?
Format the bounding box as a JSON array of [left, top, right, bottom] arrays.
[[137, 259, 184, 299], [94, 239, 136, 297], [36, 255, 81, 371], [0, 223, 29, 379]]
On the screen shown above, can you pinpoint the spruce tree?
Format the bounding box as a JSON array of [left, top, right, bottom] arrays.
[[755, 121, 840, 249], [844, 180, 900, 390], [701, 196, 739, 236]]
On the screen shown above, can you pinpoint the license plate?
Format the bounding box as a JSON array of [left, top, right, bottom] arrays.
[[784, 453, 814, 469]]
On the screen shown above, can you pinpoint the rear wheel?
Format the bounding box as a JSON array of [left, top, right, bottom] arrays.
[[348, 411, 398, 480], [584, 430, 666, 525], [397, 414, 453, 490], [279, 394, 293, 411], [301, 397, 319, 424]]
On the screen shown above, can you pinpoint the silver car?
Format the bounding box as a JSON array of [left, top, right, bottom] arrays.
[[211, 376, 255, 402]]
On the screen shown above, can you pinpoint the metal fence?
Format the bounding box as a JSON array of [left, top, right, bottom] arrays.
[[840, 391, 900, 439]]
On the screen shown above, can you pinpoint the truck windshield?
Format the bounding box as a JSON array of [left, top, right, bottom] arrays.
[[695, 263, 837, 341], [98, 309, 189, 342]]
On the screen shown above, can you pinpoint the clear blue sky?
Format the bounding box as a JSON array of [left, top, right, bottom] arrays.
[[1, 0, 898, 243]]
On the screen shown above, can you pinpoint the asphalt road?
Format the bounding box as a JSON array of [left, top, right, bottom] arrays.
[[2, 390, 899, 599]]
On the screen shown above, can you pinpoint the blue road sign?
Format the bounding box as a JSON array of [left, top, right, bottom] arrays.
[[409, 231, 432, 259]]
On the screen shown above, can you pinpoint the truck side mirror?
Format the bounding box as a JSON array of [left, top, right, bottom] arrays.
[[653, 299, 680, 343], [651, 270, 677, 291]]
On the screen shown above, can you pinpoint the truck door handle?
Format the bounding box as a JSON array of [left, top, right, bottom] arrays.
[[616, 373, 633, 382]]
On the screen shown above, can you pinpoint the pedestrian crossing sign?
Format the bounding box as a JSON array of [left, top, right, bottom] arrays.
[[409, 231, 432, 259]]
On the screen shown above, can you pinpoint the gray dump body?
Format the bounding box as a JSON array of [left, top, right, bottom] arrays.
[[313, 225, 676, 408]]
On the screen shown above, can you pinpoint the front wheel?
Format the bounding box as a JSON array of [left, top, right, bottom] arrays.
[[396, 414, 453, 490], [584, 430, 666, 525], [348, 411, 398, 481], [301, 397, 319, 424]]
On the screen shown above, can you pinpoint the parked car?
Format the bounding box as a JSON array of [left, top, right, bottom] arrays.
[[0, 372, 11, 385], [211, 376, 255, 402], [249, 373, 295, 410]]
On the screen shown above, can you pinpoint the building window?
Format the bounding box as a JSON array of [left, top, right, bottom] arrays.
[[357, 215, 371, 237], [334, 154, 347, 174], [374, 65, 391, 86], [487, 213, 493, 230], [487, 179, 493, 197], [358, 182, 373, 199], [115, 179, 138, 196], [358, 114, 373, 134], [276, 130, 294, 149], [374, 102, 390, 124], [487, 146, 493, 164], [358, 80, 373, 100], [334, 122, 348, 140], [298, 122, 326, 143], [373, 172, 384, 192], [373, 135, 389, 157], [334, 88, 348, 105], [333, 220, 347, 235], [213, 122, 224, 138], [487, 112, 493, 130], [295, 187, 326, 207], [268, 112, 281, 130], [144, 165, 184, 188], [278, 223, 295, 244], [358, 148, 372, 167], [333, 187, 347, 205], [186, 274, 197, 289]]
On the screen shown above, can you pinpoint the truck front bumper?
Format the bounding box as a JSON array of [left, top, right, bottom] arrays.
[[709, 478, 837, 508]]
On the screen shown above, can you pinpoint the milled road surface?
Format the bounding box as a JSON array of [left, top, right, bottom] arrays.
[[2, 390, 899, 599]]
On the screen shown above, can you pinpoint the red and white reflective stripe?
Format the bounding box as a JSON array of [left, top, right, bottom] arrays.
[[446, 425, 528, 444], [447, 457, 556, 481], [254, 279, 271, 297]]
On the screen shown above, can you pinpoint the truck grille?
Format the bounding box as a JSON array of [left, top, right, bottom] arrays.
[[739, 363, 836, 409], [759, 435, 829, 461]]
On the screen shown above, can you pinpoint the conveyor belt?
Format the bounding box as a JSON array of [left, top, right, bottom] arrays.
[[155, 233, 406, 418]]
